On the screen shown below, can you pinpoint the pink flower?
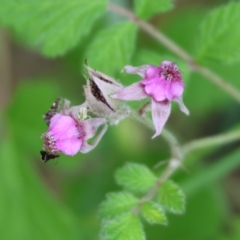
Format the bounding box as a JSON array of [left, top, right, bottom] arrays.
[[42, 113, 107, 156], [41, 100, 107, 160], [111, 61, 189, 138]]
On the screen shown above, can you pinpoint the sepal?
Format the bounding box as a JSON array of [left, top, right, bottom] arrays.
[[84, 66, 130, 124]]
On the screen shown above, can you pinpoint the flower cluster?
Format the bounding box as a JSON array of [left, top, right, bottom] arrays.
[[40, 61, 189, 161]]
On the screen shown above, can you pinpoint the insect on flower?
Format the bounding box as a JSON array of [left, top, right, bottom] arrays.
[[40, 98, 108, 162], [43, 98, 63, 126], [40, 98, 63, 162], [40, 150, 60, 163]]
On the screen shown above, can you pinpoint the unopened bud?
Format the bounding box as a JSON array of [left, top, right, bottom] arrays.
[[84, 66, 130, 124]]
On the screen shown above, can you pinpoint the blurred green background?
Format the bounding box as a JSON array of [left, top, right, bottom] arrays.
[[1, 0, 240, 239]]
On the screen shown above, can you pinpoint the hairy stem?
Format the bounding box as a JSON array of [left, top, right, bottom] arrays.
[[108, 3, 240, 103]]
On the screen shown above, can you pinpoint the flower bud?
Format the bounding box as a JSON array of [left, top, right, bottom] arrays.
[[84, 66, 130, 124]]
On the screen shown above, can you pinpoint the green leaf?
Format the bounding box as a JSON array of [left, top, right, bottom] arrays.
[[134, 0, 174, 19], [115, 162, 157, 193], [0, 0, 107, 56], [134, 49, 191, 82], [86, 22, 137, 75], [141, 202, 167, 225], [218, 218, 240, 240], [196, 2, 240, 64], [7, 80, 62, 155], [99, 191, 139, 219], [100, 213, 145, 240], [0, 137, 80, 240], [158, 180, 185, 214], [152, 185, 225, 240]]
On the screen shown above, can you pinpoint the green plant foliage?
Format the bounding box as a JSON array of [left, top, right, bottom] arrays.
[[218, 218, 240, 240], [99, 191, 139, 219], [115, 162, 157, 194], [7, 80, 62, 155], [196, 2, 240, 64], [182, 149, 240, 196], [86, 22, 137, 75], [0, 138, 80, 240], [141, 202, 167, 225], [100, 213, 145, 240], [158, 180, 185, 214], [146, 185, 226, 240], [0, 0, 107, 56], [134, 0, 174, 19]]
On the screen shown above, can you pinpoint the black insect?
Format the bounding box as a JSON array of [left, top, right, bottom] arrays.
[[40, 150, 60, 163], [43, 98, 62, 126]]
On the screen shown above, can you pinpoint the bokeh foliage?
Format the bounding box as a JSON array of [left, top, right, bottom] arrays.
[[1, 0, 240, 239]]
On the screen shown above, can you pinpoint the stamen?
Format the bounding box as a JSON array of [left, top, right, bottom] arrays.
[[159, 63, 181, 81]]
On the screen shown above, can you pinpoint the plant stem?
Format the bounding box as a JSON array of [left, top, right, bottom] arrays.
[[131, 109, 240, 213], [130, 111, 182, 160], [182, 129, 240, 155], [133, 158, 180, 214], [131, 111, 183, 213], [108, 3, 240, 103], [108, 3, 193, 63]]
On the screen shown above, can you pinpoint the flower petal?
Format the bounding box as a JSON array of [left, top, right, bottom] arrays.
[[161, 60, 172, 66], [173, 97, 189, 115], [111, 82, 147, 101], [81, 118, 107, 139], [144, 80, 170, 102], [67, 102, 88, 118], [80, 124, 108, 153], [151, 100, 171, 139], [141, 76, 162, 85], [145, 65, 160, 79], [122, 65, 149, 78], [49, 114, 75, 134], [166, 81, 184, 100], [56, 138, 82, 156], [48, 114, 62, 129]]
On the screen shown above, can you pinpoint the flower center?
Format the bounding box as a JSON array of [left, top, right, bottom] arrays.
[[160, 63, 180, 81], [42, 132, 58, 152]]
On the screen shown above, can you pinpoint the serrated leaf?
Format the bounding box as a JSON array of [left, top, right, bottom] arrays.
[[86, 22, 137, 75], [115, 163, 157, 193], [141, 202, 167, 225], [100, 213, 145, 240], [196, 2, 240, 64], [158, 180, 185, 214], [99, 191, 139, 219], [0, 0, 107, 56], [134, 49, 191, 82], [134, 0, 174, 19]]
